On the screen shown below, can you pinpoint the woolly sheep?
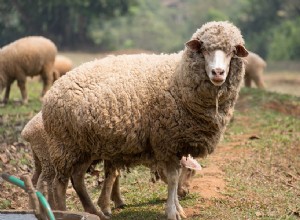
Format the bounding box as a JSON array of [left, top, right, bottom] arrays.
[[0, 36, 57, 104], [42, 21, 248, 220], [21, 111, 201, 214], [244, 51, 267, 89], [53, 55, 73, 82], [21, 112, 109, 219]]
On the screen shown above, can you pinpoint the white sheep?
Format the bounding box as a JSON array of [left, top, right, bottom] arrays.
[[0, 36, 57, 104], [244, 51, 267, 89], [42, 21, 248, 220]]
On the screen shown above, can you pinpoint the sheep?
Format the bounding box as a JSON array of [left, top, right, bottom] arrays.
[[244, 51, 267, 89], [0, 36, 57, 104], [42, 21, 248, 220], [53, 55, 73, 82], [21, 111, 201, 214], [21, 112, 109, 219]]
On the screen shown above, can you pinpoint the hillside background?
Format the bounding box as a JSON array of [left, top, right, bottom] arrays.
[[1, 0, 300, 61]]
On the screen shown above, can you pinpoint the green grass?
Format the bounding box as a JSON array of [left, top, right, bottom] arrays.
[[0, 75, 300, 219]]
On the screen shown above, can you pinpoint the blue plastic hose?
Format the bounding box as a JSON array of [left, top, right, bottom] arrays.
[[1, 173, 56, 220]]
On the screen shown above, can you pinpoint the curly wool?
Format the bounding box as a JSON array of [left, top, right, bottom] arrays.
[[191, 21, 245, 53], [21, 112, 55, 184], [42, 21, 246, 176]]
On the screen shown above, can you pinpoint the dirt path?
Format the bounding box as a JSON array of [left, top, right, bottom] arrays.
[[184, 134, 254, 217]]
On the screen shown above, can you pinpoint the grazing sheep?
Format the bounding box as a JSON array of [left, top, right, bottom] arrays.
[[244, 51, 267, 89], [21, 111, 199, 215], [42, 21, 248, 219], [53, 55, 73, 82], [0, 36, 57, 104]]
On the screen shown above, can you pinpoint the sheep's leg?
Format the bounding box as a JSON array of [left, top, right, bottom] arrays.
[[52, 174, 69, 211], [36, 171, 55, 209], [3, 79, 13, 104], [97, 160, 118, 216], [165, 161, 186, 220], [253, 70, 265, 89], [71, 159, 109, 219], [244, 73, 252, 88], [17, 78, 28, 104], [31, 151, 42, 186], [111, 171, 126, 209]]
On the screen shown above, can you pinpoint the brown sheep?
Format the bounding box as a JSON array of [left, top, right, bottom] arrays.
[[244, 51, 267, 89], [0, 36, 57, 104], [53, 55, 73, 82], [42, 21, 248, 219]]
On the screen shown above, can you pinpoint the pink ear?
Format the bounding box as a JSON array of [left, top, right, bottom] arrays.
[[235, 45, 249, 57], [180, 155, 202, 170], [185, 39, 202, 52]]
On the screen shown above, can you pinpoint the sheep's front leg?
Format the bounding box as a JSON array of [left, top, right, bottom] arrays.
[[165, 162, 186, 220], [98, 160, 119, 216]]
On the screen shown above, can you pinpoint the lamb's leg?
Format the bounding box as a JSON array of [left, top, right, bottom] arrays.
[[111, 171, 126, 209], [97, 160, 119, 216], [165, 161, 186, 220], [71, 159, 109, 219], [31, 151, 42, 186], [36, 170, 55, 209], [52, 174, 69, 211]]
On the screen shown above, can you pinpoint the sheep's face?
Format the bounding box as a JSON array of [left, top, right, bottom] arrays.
[[202, 49, 233, 86], [185, 39, 248, 86]]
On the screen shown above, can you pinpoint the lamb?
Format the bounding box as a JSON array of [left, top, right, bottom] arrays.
[[53, 55, 73, 82], [0, 36, 57, 104], [42, 21, 248, 220], [21, 111, 201, 213], [244, 51, 267, 89]]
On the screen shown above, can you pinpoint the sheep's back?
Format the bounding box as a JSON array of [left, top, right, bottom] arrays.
[[1, 36, 57, 77], [43, 53, 180, 157]]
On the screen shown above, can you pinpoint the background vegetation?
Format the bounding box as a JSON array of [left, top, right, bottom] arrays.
[[0, 0, 300, 61]]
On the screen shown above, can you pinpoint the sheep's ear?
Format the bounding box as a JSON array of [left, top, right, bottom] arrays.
[[185, 39, 202, 52], [235, 45, 249, 57]]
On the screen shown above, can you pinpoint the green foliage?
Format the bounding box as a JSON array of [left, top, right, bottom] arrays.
[[0, 0, 300, 60], [268, 18, 300, 61]]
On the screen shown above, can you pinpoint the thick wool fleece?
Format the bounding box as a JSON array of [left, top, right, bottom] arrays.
[[42, 21, 245, 177], [21, 112, 55, 184], [54, 55, 73, 77]]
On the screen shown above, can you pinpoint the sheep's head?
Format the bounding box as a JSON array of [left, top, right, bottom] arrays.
[[186, 39, 248, 86]]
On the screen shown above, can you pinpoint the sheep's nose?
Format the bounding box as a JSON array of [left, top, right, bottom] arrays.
[[212, 68, 225, 76]]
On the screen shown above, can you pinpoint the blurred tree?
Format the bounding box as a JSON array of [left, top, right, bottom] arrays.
[[0, 0, 137, 50], [236, 0, 300, 60]]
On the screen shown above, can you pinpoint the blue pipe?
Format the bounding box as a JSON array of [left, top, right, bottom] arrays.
[[1, 173, 56, 220]]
